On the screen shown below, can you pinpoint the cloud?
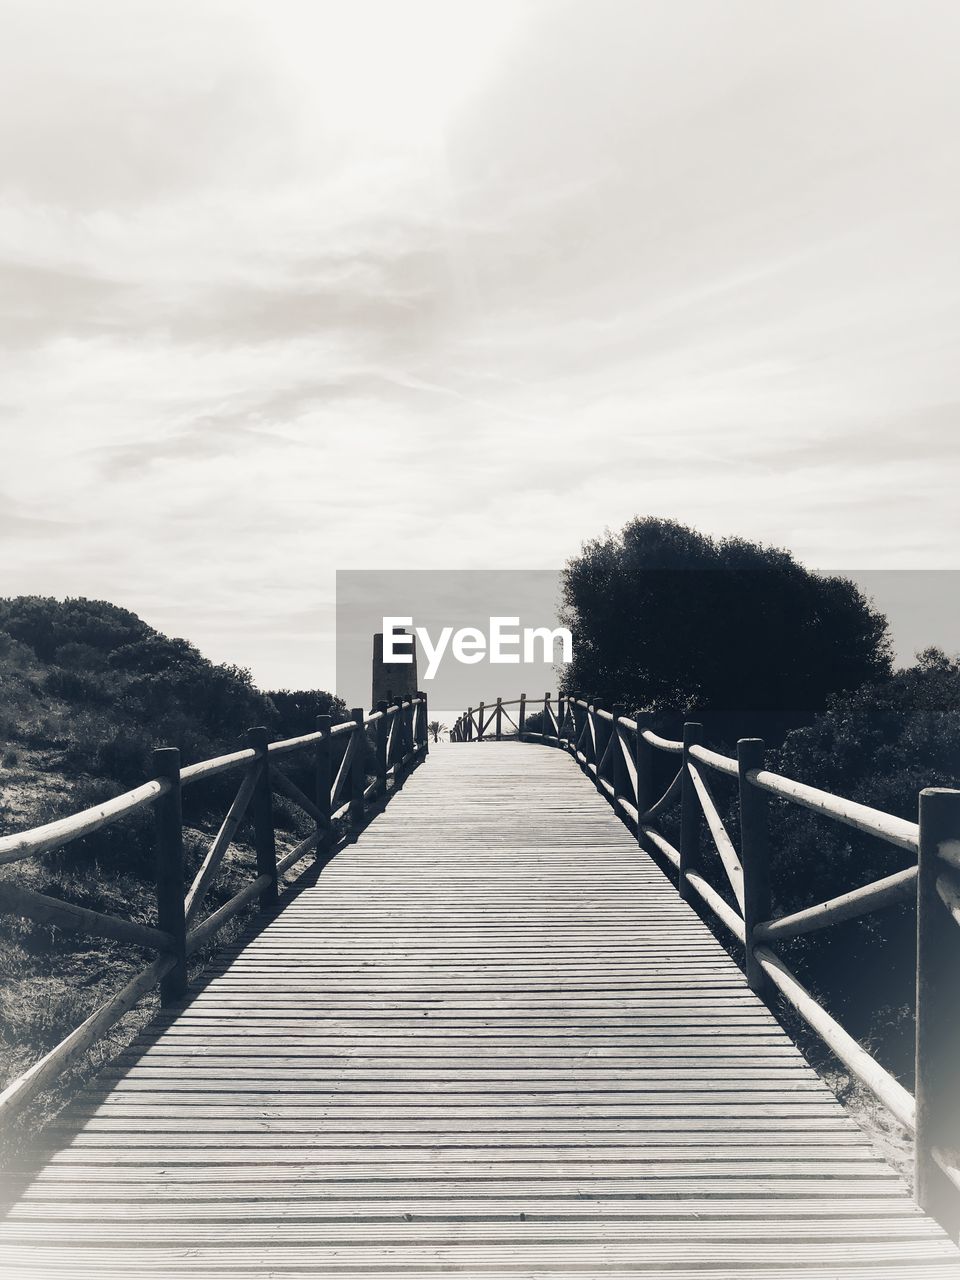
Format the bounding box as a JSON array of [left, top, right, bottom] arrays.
[[0, 496, 73, 539], [0, 0, 958, 692]]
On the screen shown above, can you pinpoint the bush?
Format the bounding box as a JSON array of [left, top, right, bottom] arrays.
[[267, 689, 350, 737], [45, 665, 113, 706]]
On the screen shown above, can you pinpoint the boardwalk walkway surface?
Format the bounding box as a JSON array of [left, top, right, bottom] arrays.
[[2, 742, 959, 1277]]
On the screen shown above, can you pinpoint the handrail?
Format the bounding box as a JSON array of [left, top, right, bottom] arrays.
[[452, 689, 960, 1233], [180, 748, 257, 786], [688, 742, 738, 779], [748, 767, 919, 853], [0, 778, 171, 864], [0, 691, 431, 1126], [1, 697, 427, 863], [266, 730, 323, 757]]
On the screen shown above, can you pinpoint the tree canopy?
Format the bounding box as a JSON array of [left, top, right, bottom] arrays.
[[559, 518, 891, 744]]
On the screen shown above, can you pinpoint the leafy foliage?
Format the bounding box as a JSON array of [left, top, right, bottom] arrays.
[[268, 689, 349, 737], [560, 518, 891, 745]]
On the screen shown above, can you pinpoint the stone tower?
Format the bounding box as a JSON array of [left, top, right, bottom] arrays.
[[372, 630, 419, 709]]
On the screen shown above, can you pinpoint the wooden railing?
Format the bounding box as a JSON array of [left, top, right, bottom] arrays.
[[0, 693, 429, 1125], [452, 693, 960, 1232]]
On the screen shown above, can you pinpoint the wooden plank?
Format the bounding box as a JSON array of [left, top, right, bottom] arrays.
[[756, 865, 917, 944], [687, 760, 745, 913], [0, 778, 169, 864]]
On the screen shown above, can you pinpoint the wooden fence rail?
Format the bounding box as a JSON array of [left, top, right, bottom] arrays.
[[0, 693, 429, 1125], [452, 691, 960, 1235]]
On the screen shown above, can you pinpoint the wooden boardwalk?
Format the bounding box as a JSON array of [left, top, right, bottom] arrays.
[[2, 742, 959, 1277]]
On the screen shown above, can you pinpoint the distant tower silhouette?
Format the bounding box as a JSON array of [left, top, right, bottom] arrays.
[[372, 629, 418, 708]]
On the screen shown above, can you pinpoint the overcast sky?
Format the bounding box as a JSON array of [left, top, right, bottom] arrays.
[[2, 0, 958, 691]]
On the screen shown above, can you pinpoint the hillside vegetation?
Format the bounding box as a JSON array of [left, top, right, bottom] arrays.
[[0, 596, 346, 1145]]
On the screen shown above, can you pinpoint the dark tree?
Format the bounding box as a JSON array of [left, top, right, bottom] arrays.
[[560, 518, 891, 745]]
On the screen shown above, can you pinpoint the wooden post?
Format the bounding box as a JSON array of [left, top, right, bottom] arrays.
[[375, 701, 389, 794], [495, 697, 503, 741], [477, 701, 485, 743], [593, 702, 610, 792], [635, 712, 655, 822], [915, 787, 960, 1234], [466, 707, 474, 742], [518, 694, 526, 740], [315, 713, 332, 862], [419, 691, 429, 756], [392, 697, 405, 784], [402, 696, 413, 767], [569, 696, 582, 759], [153, 747, 186, 1005], [738, 738, 770, 994], [678, 722, 703, 901], [247, 727, 279, 909], [349, 709, 365, 825], [544, 692, 553, 740], [611, 703, 627, 814]]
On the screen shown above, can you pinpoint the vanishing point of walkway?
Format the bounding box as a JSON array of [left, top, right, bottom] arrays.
[[2, 742, 959, 1276]]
